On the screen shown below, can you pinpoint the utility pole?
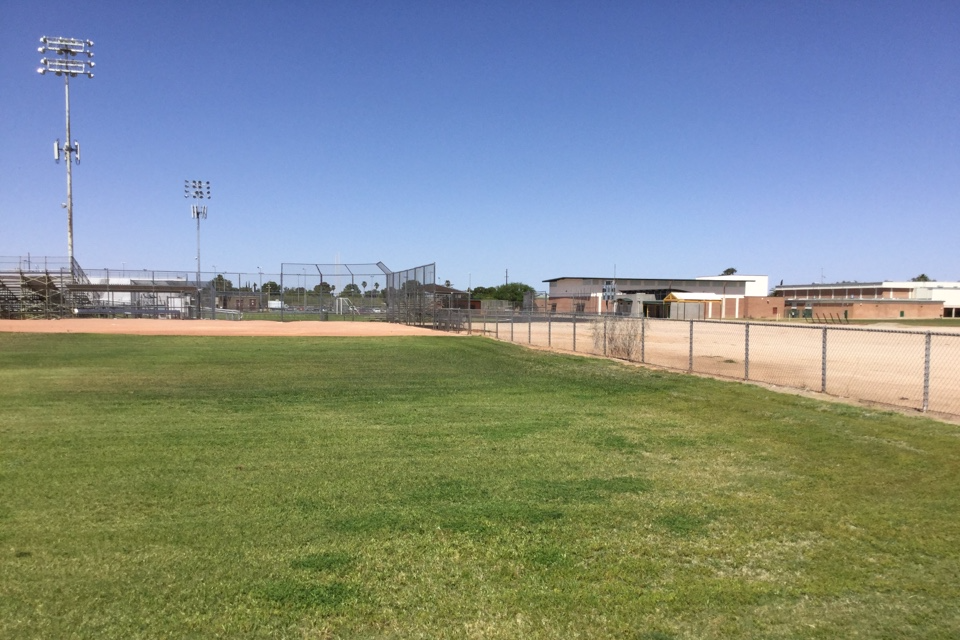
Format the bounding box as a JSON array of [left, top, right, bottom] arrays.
[[38, 36, 95, 280]]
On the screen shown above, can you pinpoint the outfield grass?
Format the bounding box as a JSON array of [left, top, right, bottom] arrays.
[[1, 333, 959, 639]]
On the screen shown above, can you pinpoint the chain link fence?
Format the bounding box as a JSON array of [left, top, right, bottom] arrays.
[[384, 262, 437, 327], [1, 256, 398, 320], [277, 261, 436, 324], [0, 262, 284, 320], [278, 263, 392, 321], [2, 256, 436, 322], [438, 310, 960, 419]]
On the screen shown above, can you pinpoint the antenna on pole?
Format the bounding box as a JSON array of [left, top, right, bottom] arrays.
[[38, 35, 95, 280]]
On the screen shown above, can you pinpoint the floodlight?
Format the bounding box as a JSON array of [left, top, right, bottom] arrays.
[[185, 179, 212, 318], [38, 35, 95, 278]]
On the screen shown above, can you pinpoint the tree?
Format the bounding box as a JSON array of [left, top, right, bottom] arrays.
[[212, 274, 233, 291], [313, 281, 334, 294], [496, 282, 535, 303], [469, 283, 535, 303], [261, 280, 280, 295], [341, 283, 361, 297], [911, 274, 933, 282], [721, 268, 737, 276], [373, 282, 380, 297], [470, 286, 496, 299], [399, 280, 422, 293]]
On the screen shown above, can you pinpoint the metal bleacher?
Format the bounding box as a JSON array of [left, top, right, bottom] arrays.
[[0, 258, 97, 319]]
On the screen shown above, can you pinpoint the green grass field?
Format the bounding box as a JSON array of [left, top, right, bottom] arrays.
[[1, 333, 959, 639]]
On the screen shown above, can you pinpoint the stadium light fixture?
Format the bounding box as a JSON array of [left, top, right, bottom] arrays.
[[185, 180, 211, 318], [38, 36, 95, 279]]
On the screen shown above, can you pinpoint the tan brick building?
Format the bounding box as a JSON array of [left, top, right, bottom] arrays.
[[772, 281, 959, 320]]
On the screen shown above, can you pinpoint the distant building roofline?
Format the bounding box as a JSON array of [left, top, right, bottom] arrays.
[[778, 281, 960, 289], [543, 275, 764, 283]]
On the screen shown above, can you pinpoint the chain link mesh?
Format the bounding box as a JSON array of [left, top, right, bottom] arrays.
[[465, 312, 960, 419]]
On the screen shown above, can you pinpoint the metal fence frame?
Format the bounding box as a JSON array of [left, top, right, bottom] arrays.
[[1, 257, 399, 321], [384, 262, 437, 327], [279, 262, 392, 321], [435, 310, 960, 419]]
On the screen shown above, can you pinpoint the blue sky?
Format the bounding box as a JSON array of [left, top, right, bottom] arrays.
[[2, 0, 958, 289]]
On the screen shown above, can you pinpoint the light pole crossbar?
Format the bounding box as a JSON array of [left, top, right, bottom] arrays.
[[38, 35, 95, 280]]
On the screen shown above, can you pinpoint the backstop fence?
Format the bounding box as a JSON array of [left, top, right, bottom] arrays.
[[437, 310, 960, 419], [278, 262, 393, 321], [384, 262, 437, 326], [277, 261, 435, 323]]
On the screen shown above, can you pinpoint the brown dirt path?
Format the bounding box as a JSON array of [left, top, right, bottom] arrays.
[[0, 319, 446, 337]]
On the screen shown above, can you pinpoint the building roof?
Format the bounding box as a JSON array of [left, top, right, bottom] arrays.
[[543, 275, 759, 283], [778, 281, 960, 289], [664, 292, 724, 302], [422, 284, 466, 295], [782, 297, 937, 305]]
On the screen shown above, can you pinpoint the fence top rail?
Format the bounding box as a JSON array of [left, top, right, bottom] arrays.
[[694, 318, 960, 337], [459, 310, 960, 337]]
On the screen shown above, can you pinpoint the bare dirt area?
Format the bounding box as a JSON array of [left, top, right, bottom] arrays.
[[0, 318, 446, 337]]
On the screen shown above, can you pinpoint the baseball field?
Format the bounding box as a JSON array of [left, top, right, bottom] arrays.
[[1, 319, 958, 638]]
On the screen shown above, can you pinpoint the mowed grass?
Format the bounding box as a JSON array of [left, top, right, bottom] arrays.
[[1, 333, 959, 639]]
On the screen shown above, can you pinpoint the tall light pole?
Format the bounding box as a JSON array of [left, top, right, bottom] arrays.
[[185, 179, 211, 318], [38, 36, 95, 280], [257, 266, 263, 311]]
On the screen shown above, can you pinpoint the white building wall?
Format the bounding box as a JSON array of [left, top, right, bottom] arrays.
[[696, 275, 769, 297], [883, 282, 960, 304], [94, 277, 132, 304]]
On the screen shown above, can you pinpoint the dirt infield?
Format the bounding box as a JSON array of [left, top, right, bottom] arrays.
[[0, 318, 446, 337]]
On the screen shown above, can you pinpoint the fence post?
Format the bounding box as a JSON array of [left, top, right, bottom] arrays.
[[603, 317, 608, 356], [636, 317, 643, 363], [688, 321, 694, 372], [744, 323, 750, 380], [528, 312, 532, 344], [548, 313, 552, 347], [923, 332, 932, 412], [510, 313, 514, 342], [495, 314, 499, 339], [821, 327, 828, 393], [573, 313, 577, 352]]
